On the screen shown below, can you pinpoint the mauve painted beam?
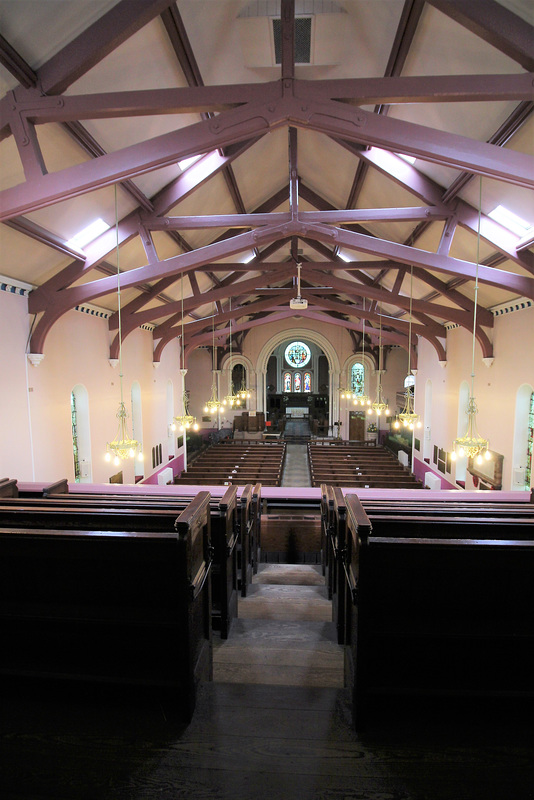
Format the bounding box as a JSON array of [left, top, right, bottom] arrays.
[[425, 0, 534, 71], [1, 99, 275, 221], [39, 0, 177, 96], [28, 144, 255, 314], [149, 212, 291, 229], [302, 225, 534, 299], [5, 89, 533, 222], [0, 33, 37, 88], [300, 268, 488, 329], [10, 72, 531, 130], [338, 142, 533, 272], [298, 72, 534, 105], [296, 98, 534, 189], [281, 0, 296, 82], [122, 267, 291, 333], [184, 309, 413, 356]]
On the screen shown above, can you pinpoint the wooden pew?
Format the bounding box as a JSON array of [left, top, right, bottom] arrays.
[[341, 494, 534, 730], [320, 483, 335, 590], [0, 479, 18, 497], [0, 486, 243, 638], [0, 491, 213, 722], [331, 487, 347, 645]]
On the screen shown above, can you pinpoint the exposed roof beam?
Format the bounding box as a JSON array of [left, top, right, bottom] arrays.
[[4, 89, 533, 222], [0, 33, 37, 88], [425, 0, 534, 70]]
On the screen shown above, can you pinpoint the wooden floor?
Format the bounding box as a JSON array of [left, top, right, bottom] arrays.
[[1, 564, 533, 800]]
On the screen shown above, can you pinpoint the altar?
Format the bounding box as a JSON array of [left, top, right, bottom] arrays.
[[286, 407, 309, 418]]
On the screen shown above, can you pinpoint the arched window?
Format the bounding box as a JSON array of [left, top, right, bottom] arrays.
[[351, 362, 365, 396], [131, 381, 144, 478], [294, 372, 302, 392], [71, 384, 92, 483], [512, 385, 534, 491], [283, 372, 291, 392], [285, 341, 311, 368], [454, 381, 470, 484], [304, 372, 311, 393], [527, 392, 534, 488], [71, 392, 80, 482]]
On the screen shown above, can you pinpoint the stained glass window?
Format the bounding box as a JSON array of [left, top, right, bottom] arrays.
[[71, 391, 80, 482], [294, 372, 302, 392], [304, 372, 311, 393], [351, 362, 365, 396], [526, 391, 534, 488], [285, 341, 311, 368], [283, 372, 291, 392]]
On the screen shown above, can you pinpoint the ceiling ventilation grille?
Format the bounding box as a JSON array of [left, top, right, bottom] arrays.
[[272, 16, 312, 64]]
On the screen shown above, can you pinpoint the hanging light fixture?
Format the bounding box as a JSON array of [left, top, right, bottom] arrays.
[[452, 176, 491, 465], [105, 185, 143, 467], [370, 310, 390, 418], [339, 301, 371, 406], [173, 276, 199, 432], [203, 313, 222, 414], [354, 300, 371, 407], [394, 265, 421, 432], [222, 299, 242, 408]]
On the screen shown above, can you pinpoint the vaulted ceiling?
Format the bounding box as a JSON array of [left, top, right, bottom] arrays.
[[0, 0, 533, 369]]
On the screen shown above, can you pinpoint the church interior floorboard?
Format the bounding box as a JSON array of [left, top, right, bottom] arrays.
[[1, 563, 533, 799]]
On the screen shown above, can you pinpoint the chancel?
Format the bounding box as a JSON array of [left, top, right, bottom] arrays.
[[0, 1, 533, 798]]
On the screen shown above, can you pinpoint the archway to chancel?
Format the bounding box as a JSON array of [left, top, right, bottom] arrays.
[[257, 330, 340, 435]]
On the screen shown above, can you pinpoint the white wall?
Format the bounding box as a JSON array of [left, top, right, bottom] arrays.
[[0, 290, 181, 484], [415, 306, 534, 490]]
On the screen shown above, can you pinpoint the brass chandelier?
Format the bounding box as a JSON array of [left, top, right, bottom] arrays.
[[203, 314, 221, 415], [452, 177, 491, 465], [370, 311, 390, 417], [394, 265, 421, 432], [174, 277, 199, 432], [222, 300, 242, 408], [105, 185, 143, 466], [339, 300, 371, 407]]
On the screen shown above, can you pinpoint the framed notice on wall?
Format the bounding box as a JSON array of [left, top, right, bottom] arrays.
[[468, 452, 503, 489]]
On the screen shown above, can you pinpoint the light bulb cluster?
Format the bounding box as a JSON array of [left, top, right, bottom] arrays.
[[451, 397, 491, 464], [340, 388, 371, 407], [393, 387, 421, 432], [172, 416, 199, 433], [105, 401, 144, 466]]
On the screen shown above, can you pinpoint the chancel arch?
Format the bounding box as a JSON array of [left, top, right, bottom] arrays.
[[257, 328, 341, 428]]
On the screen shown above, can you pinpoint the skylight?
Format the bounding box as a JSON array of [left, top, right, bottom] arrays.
[[178, 155, 202, 171], [338, 251, 353, 262], [242, 252, 256, 263], [488, 205, 532, 237], [67, 218, 110, 250], [396, 153, 416, 164]]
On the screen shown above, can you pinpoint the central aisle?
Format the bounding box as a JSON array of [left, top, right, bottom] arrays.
[[213, 563, 343, 687]]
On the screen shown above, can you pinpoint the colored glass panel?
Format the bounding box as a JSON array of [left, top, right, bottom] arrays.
[[527, 392, 534, 488], [351, 362, 365, 396], [294, 372, 302, 392], [71, 391, 80, 483], [283, 372, 291, 392], [304, 372, 311, 392], [284, 341, 311, 368]]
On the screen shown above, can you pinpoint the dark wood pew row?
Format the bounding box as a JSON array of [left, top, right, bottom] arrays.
[[178, 441, 286, 486], [309, 443, 422, 489], [0, 491, 213, 722], [0, 485, 258, 638], [341, 494, 534, 730]]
